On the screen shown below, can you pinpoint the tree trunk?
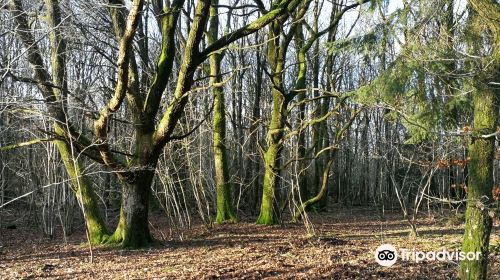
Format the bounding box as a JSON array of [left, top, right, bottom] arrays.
[[209, 0, 236, 223], [54, 125, 109, 244], [257, 92, 286, 225], [295, 24, 309, 201], [107, 169, 154, 248], [460, 1, 499, 278], [107, 132, 156, 248], [256, 21, 287, 225], [213, 86, 237, 223], [45, 0, 109, 245], [121, 174, 153, 247], [460, 87, 497, 280], [245, 35, 263, 214]]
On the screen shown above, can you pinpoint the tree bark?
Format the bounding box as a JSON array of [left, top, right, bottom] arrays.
[[54, 125, 110, 244], [257, 91, 286, 224], [460, 88, 497, 280], [460, 1, 499, 278], [245, 33, 264, 214], [256, 19, 287, 225], [295, 23, 308, 201], [208, 0, 236, 223], [107, 131, 156, 247], [107, 171, 154, 248]]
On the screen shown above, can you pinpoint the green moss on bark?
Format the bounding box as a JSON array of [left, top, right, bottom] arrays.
[[256, 118, 283, 225], [256, 21, 287, 226], [209, 0, 237, 224], [106, 176, 154, 248], [54, 124, 110, 244], [459, 87, 497, 280]]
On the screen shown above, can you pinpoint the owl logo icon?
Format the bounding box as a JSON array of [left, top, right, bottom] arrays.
[[375, 244, 398, 267]]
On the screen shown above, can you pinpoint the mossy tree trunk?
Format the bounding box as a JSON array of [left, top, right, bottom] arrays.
[[256, 20, 288, 225], [107, 172, 154, 248], [208, 0, 237, 223], [105, 132, 156, 248], [257, 90, 287, 224], [94, 0, 150, 248], [460, 88, 498, 280], [256, 0, 316, 225], [54, 125, 110, 244], [46, 0, 110, 244], [257, 101, 287, 225], [8, 0, 110, 244], [460, 1, 499, 278]]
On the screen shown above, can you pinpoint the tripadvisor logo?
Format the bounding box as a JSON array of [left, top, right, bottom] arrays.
[[374, 244, 481, 267], [375, 244, 398, 267]]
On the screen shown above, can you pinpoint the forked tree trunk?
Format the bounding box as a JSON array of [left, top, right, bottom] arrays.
[[107, 132, 156, 248]]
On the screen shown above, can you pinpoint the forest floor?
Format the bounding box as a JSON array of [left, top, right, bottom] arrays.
[[0, 206, 499, 279]]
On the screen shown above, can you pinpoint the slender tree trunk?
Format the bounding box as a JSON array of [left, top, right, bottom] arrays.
[[54, 125, 109, 243], [45, 0, 109, 244], [256, 20, 287, 225], [295, 24, 308, 201], [311, 30, 322, 203], [315, 93, 331, 209], [313, 0, 338, 209], [257, 91, 287, 225], [363, 113, 370, 204], [208, 0, 236, 223]]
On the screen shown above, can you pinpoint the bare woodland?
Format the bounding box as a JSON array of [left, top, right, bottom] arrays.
[[0, 0, 498, 279]]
